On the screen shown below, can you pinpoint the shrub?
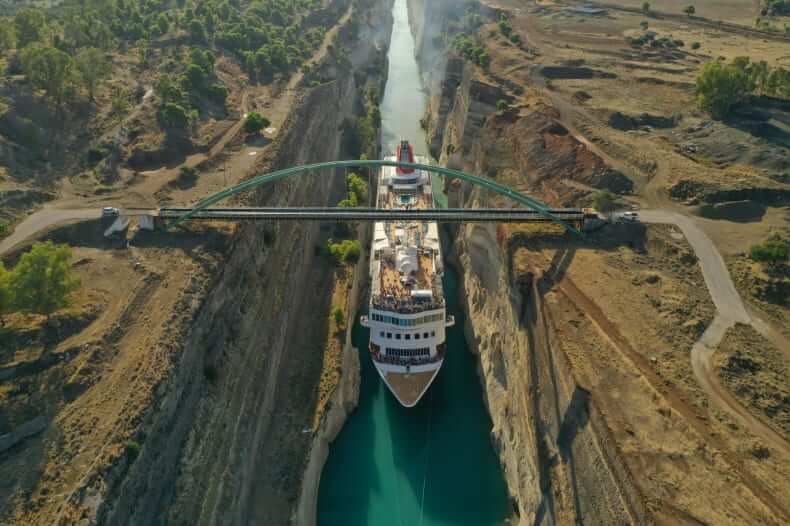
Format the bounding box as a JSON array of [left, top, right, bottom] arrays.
[[592, 189, 618, 213], [327, 239, 361, 263], [691, 41, 701, 50], [160, 102, 190, 128], [203, 363, 218, 383], [695, 60, 754, 118], [244, 112, 270, 134], [333, 307, 345, 327], [750, 239, 789, 265], [125, 441, 141, 463], [10, 241, 79, 318], [496, 99, 508, 111]]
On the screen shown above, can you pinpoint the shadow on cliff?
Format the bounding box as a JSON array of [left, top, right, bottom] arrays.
[[317, 315, 383, 526], [384, 268, 509, 525]]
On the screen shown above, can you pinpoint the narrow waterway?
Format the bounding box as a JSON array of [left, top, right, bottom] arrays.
[[316, 0, 509, 524]]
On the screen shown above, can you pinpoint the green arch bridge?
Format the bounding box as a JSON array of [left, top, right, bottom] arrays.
[[165, 160, 586, 236]]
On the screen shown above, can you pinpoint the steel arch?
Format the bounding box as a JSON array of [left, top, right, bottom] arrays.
[[166, 160, 583, 236]]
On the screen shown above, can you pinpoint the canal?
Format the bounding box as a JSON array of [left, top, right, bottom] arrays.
[[316, 0, 509, 524]]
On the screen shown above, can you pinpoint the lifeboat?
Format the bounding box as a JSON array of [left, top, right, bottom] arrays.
[[396, 140, 415, 175]]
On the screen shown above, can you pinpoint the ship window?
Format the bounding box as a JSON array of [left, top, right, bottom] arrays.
[[396, 334, 401, 340], [380, 331, 384, 337], [415, 333, 420, 340], [387, 332, 392, 339], [405, 334, 411, 340], [423, 332, 429, 338], [431, 331, 435, 337]]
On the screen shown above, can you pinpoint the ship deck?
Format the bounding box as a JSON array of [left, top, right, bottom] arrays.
[[381, 369, 439, 407], [380, 252, 434, 298]]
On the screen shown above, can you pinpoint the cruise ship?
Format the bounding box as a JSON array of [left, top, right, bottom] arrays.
[[360, 141, 454, 407]]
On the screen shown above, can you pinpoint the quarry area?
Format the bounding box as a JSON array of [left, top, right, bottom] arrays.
[[0, 0, 788, 525]]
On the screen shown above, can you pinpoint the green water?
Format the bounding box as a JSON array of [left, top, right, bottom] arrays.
[[317, 268, 509, 525], [316, 0, 508, 523]]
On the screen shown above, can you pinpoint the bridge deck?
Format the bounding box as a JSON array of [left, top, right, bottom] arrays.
[[157, 207, 590, 223]]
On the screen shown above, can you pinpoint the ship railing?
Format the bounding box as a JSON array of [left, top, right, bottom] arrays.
[[369, 343, 446, 366], [371, 295, 445, 314]]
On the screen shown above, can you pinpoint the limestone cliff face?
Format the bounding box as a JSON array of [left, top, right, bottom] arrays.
[[91, 1, 392, 524], [453, 225, 643, 525], [417, 5, 646, 522]]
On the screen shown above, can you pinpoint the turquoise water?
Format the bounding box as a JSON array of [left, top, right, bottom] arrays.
[[316, 0, 508, 523], [317, 268, 509, 525]]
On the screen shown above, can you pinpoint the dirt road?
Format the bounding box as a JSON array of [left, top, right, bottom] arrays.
[[640, 210, 790, 456], [0, 208, 100, 256]]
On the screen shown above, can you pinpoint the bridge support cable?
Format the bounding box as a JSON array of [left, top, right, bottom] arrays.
[[165, 160, 584, 236]]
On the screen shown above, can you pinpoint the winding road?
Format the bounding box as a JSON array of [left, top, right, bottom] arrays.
[[640, 210, 790, 456]]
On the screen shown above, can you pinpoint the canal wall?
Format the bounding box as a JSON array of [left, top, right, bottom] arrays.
[[91, 0, 394, 524], [412, 0, 649, 523]]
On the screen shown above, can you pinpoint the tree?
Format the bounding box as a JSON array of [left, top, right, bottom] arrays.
[[160, 102, 190, 128], [14, 8, 47, 48], [0, 21, 15, 52], [0, 262, 13, 326], [640, 20, 649, 31], [21, 45, 76, 105], [76, 47, 111, 101], [691, 41, 701, 50], [244, 112, 270, 134], [642, 2, 651, 15], [333, 307, 345, 328], [327, 239, 361, 263], [683, 5, 696, 16], [592, 189, 618, 215], [696, 60, 754, 119], [750, 239, 789, 266], [346, 172, 368, 204], [10, 241, 79, 319]]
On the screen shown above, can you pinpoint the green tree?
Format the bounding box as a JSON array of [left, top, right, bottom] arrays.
[[683, 5, 696, 16], [244, 112, 270, 134], [0, 21, 15, 52], [14, 8, 47, 48], [160, 102, 190, 128], [347, 172, 368, 204], [10, 241, 80, 319], [76, 47, 111, 101], [327, 239, 361, 263], [642, 2, 651, 15], [640, 20, 649, 31], [0, 262, 14, 326], [750, 239, 789, 266], [592, 189, 618, 214], [21, 45, 76, 105], [695, 60, 754, 119], [691, 41, 701, 50], [333, 307, 345, 328]]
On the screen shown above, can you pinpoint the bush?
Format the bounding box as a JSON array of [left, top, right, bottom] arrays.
[[327, 239, 361, 263], [203, 363, 218, 383], [9, 241, 79, 318], [496, 99, 508, 111], [592, 189, 618, 213], [695, 60, 754, 118], [125, 441, 141, 463], [750, 239, 789, 265], [333, 307, 345, 327], [160, 102, 190, 128], [244, 112, 270, 134], [691, 41, 701, 50]]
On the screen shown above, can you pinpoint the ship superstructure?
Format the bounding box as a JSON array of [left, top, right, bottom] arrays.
[[361, 141, 454, 407]]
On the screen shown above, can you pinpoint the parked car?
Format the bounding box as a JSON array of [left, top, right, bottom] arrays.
[[621, 211, 639, 222], [102, 206, 120, 217]]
